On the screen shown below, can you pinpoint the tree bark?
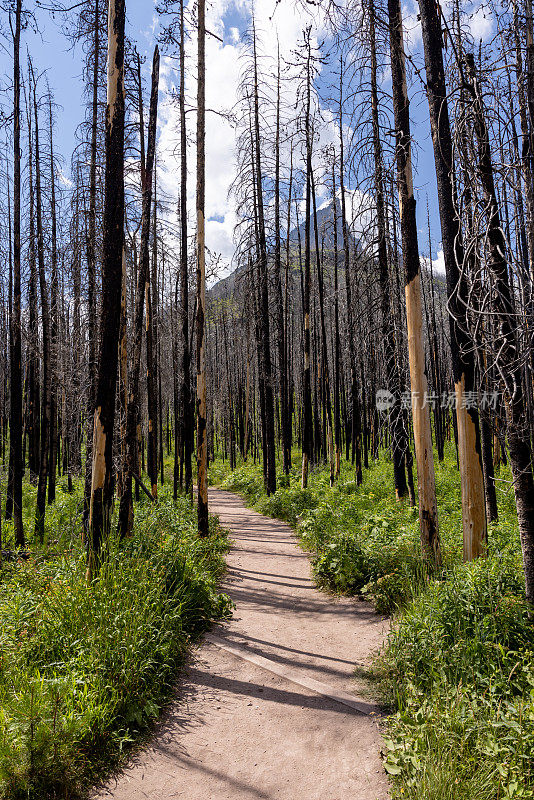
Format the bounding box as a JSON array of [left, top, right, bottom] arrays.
[[302, 33, 313, 489], [252, 24, 276, 496], [179, 0, 193, 500], [417, 0, 487, 560], [146, 180, 158, 499], [196, 0, 209, 536], [117, 46, 160, 538], [466, 52, 534, 605], [48, 95, 59, 506], [25, 81, 40, 483], [88, 0, 126, 571], [83, 0, 101, 533], [369, 0, 408, 500], [388, 0, 441, 564], [10, 0, 23, 546], [338, 59, 362, 486], [32, 65, 51, 543]]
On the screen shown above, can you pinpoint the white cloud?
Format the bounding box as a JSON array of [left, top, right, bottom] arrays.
[[402, 0, 422, 53], [432, 248, 445, 273], [156, 1, 244, 282], [155, 0, 332, 283], [468, 4, 494, 41]]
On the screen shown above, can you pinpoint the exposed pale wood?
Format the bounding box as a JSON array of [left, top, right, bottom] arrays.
[[388, 0, 441, 564]]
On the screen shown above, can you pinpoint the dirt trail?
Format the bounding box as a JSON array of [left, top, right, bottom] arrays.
[[93, 488, 390, 800]]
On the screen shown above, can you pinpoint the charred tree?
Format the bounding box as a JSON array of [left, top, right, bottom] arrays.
[[88, 0, 126, 571]]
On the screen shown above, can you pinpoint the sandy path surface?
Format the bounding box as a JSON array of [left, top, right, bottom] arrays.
[[93, 488, 390, 800]]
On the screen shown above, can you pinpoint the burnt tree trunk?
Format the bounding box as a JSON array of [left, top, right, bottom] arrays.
[[301, 32, 313, 489], [370, 0, 408, 500], [178, 0, 192, 499], [252, 22, 276, 495], [88, 0, 126, 571], [466, 52, 534, 605], [418, 0, 487, 559], [388, 0, 441, 564], [10, 0, 23, 545], [117, 46, 159, 538], [84, 0, 101, 533], [32, 66, 51, 543], [48, 96, 59, 506], [196, 0, 209, 536]]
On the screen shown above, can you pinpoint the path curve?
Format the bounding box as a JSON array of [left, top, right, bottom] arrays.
[[93, 488, 390, 800]]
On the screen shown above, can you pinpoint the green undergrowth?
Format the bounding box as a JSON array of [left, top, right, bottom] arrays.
[[0, 477, 231, 799], [212, 446, 534, 799]]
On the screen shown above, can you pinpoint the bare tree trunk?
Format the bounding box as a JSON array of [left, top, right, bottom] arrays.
[[25, 87, 40, 483], [196, 0, 209, 536], [88, 0, 126, 572], [178, 0, 192, 500], [338, 58, 362, 486], [480, 411, 498, 522], [117, 46, 159, 538], [273, 46, 290, 479], [466, 52, 534, 605], [417, 0, 487, 560], [310, 166, 334, 485], [369, 0, 408, 500], [32, 64, 51, 543], [388, 0, 441, 564], [302, 32, 313, 489], [71, 172, 82, 477], [332, 164, 342, 477], [146, 180, 158, 499], [118, 244, 128, 500], [48, 95, 59, 505], [10, 0, 23, 546], [284, 150, 294, 473], [252, 22, 276, 495], [6, 164, 13, 522], [84, 0, 101, 533]]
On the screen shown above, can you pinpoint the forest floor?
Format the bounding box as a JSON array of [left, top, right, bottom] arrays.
[[93, 487, 390, 800]]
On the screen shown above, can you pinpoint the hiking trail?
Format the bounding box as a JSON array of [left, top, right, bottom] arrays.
[[94, 488, 390, 800]]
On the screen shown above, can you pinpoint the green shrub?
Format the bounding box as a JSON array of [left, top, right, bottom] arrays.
[[0, 488, 231, 799], [313, 534, 370, 593], [381, 558, 534, 799]]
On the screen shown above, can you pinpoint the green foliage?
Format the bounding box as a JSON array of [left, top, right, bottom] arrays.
[[382, 560, 534, 799], [212, 445, 532, 798], [0, 483, 231, 799]]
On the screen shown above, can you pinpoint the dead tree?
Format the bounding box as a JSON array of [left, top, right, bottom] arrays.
[[388, 0, 441, 564], [196, 0, 209, 536], [117, 46, 160, 538], [88, 0, 126, 571], [9, 0, 24, 546], [417, 0, 487, 559]]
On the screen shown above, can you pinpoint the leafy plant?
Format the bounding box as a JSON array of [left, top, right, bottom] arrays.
[[0, 483, 231, 799]]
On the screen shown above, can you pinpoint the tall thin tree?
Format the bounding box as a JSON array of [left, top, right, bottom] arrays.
[[196, 0, 209, 536], [10, 0, 24, 546], [417, 0, 487, 559], [388, 0, 441, 564], [88, 0, 126, 571]]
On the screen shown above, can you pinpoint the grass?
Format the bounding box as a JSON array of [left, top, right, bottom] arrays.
[[0, 471, 232, 799], [212, 443, 534, 800]]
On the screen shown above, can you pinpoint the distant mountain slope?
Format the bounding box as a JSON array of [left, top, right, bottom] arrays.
[[288, 198, 348, 250], [210, 198, 358, 297]]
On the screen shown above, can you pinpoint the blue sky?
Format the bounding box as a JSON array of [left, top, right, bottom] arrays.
[[0, 0, 496, 277]]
